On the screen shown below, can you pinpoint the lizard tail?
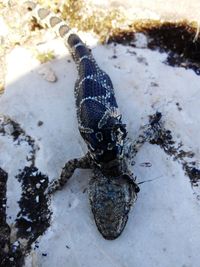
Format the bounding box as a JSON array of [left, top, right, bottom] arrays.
[[24, 1, 92, 64], [24, 1, 72, 41]]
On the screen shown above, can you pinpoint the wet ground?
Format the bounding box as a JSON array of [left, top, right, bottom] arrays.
[[109, 21, 200, 75], [0, 116, 51, 266]]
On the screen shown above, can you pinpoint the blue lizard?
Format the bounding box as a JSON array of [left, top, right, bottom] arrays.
[[25, 1, 160, 239]]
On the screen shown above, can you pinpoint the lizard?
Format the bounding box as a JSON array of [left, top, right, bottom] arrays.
[[24, 1, 161, 240]]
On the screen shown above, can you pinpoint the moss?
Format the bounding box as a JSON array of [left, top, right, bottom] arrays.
[[60, 1, 126, 42], [35, 50, 55, 63], [0, 83, 4, 95]]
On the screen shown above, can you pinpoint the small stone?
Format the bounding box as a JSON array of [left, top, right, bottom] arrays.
[[37, 121, 43, 126], [38, 66, 57, 83], [42, 253, 47, 256]]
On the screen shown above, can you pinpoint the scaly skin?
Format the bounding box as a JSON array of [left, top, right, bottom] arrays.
[[24, 1, 161, 239]]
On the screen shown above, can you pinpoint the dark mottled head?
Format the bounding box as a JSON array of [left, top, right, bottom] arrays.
[[88, 171, 139, 240]]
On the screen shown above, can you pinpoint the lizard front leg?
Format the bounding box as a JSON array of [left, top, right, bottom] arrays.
[[124, 112, 162, 165], [46, 153, 91, 195]]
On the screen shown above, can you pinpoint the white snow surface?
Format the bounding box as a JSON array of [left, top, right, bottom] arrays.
[[0, 32, 200, 267]]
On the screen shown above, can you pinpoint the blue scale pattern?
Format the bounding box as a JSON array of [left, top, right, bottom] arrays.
[[67, 33, 126, 166]]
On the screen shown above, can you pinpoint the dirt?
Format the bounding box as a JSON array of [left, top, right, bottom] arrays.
[[16, 167, 50, 249], [0, 168, 10, 266], [0, 173, 50, 267], [149, 113, 200, 187], [109, 21, 200, 75], [0, 117, 51, 266]]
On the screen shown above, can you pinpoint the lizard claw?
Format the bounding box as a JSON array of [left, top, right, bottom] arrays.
[[44, 179, 59, 196]]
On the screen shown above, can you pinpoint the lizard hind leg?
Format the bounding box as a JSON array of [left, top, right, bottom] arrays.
[[124, 112, 162, 166], [46, 154, 91, 195]]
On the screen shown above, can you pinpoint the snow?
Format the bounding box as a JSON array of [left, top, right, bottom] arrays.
[[0, 32, 200, 267]]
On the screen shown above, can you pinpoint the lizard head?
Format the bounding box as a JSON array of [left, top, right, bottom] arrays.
[[88, 171, 139, 240]]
